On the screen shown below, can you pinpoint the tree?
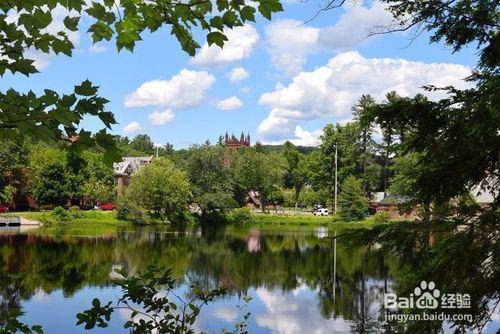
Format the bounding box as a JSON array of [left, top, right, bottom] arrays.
[[82, 151, 116, 205], [1, 0, 282, 159], [130, 134, 155, 156], [125, 159, 191, 220], [281, 141, 308, 209], [33, 163, 70, 206], [232, 149, 285, 212], [0, 185, 15, 205], [352, 95, 381, 194], [389, 152, 432, 221], [186, 145, 237, 217], [338, 176, 368, 222], [360, 1, 499, 211]]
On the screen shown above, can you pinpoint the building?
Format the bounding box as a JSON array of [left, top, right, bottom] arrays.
[[224, 131, 250, 167], [113, 156, 154, 194], [369, 193, 415, 219]]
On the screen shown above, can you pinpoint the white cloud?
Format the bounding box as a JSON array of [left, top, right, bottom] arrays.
[[217, 96, 243, 111], [317, 1, 394, 50], [265, 19, 320, 76], [264, 1, 396, 75], [123, 121, 142, 134], [148, 109, 174, 125], [190, 25, 259, 67], [227, 67, 249, 82], [125, 69, 215, 109], [258, 51, 472, 143]]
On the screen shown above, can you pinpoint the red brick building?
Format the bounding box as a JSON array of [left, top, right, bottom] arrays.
[[224, 132, 250, 167]]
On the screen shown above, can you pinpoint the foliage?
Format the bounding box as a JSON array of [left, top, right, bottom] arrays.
[[52, 206, 69, 222], [231, 148, 285, 212], [124, 159, 191, 221], [76, 265, 226, 333], [371, 211, 390, 224], [281, 141, 309, 208], [338, 176, 368, 222], [0, 185, 15, 205], [186, 145, 237, 216], [360, 0, 500, 213], [227, 207, 252, 224], [130, 134, 155, 156], [1, 0, 282, 157], [0, 318, 43, 334], [33, 163, 70, 206]]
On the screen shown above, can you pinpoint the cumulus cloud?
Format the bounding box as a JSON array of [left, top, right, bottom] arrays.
[[258, 51, 472, 143], [217, 96, 243, 111], [227, 67, 249, 82], [317, 1, 394, 49], [265, 1, 396, 75], [123, 121, 142, 134], [265, 19, 320, 76], [125, 69, 215, 109], [190, 25, 259, 67], [148, 109, 174, 125]]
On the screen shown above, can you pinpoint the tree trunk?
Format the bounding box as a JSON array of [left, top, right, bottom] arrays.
[[422, 202, 431, 223]]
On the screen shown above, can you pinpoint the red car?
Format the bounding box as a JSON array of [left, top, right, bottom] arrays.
[[98, 202, 116, 211], [0, 205, 9, 213]]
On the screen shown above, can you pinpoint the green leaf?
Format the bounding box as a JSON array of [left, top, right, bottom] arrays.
[[210, 16, 224, 30], [92, 298, 101, 308], [207, 31, 228, 48], [86, 2, 106, 20], [33, 9, 52, 29], [240, 6, 256, 22], [63, 16, 79, 31], [75, 80, 98, 96]]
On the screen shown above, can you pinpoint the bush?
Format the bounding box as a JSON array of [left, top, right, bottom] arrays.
[[371, 211, 390, 224], [116, 196, 146, 223], [227, 207, 253, 224], [52, 206, 69, 222], [69, 206, 83, 218], [338, 176, 368, 222]]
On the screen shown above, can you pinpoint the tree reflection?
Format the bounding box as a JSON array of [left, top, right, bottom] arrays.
[[343, 210, 500, 333], [0, 217, 497, 333]]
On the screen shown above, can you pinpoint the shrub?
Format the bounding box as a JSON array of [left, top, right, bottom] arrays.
[[371, 211, 390, 224], [52, 206, 69, 222], [339, 176, 368, 222], [227, 207, 253, 224], [69, 206, 83, 218], [116, 195, 146, 223]]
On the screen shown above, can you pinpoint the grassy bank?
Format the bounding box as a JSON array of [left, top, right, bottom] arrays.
[[0, 210, 130, 226], [247, 213, 390, 228]]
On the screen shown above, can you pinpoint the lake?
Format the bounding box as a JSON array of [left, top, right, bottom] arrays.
[[0, 223, 498, 333]]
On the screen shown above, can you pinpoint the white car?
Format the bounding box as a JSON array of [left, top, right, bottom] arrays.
[[314, 208, 329, 216]]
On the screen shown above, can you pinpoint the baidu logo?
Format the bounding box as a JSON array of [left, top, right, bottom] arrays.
[[384, 280, 470, 310]]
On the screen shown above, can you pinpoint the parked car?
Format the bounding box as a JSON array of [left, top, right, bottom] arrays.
[[0, 205, 9, 213], [314, 208, 329, 216], [98, 202, 116, 211]]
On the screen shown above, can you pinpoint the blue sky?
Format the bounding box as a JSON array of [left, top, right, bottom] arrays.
[[2, 0, 478, 148]]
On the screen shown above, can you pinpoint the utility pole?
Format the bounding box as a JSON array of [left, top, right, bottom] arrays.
[[334, 144, 338, 214], [156, 146, 159, 158]]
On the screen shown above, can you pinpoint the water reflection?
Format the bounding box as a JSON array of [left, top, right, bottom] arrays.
[[0, 222, 497, 333]]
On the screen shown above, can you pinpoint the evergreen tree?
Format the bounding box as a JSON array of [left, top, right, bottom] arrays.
[[339, 176, 368, 221]]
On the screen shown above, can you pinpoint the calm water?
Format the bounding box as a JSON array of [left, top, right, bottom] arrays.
[[0, 224, 498, 333]]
